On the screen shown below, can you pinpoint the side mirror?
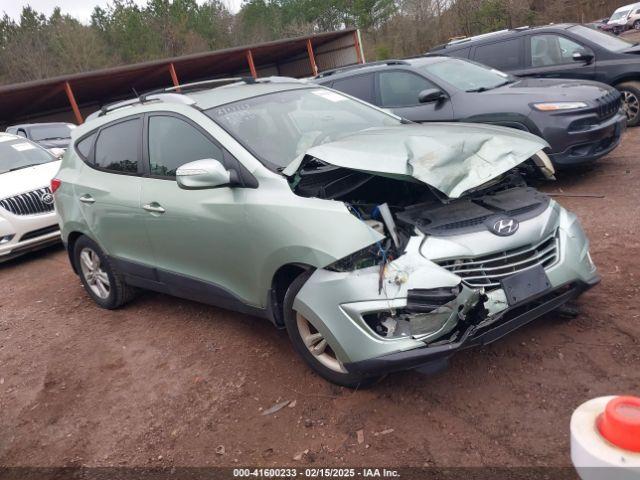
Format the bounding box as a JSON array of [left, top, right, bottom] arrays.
[[572, 50, 594, 64], [176, 159, 239, 190], [418, 88, 446, 103]]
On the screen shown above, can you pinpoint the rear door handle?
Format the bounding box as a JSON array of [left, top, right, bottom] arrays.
[[79, 194, 95, 204], [143, 203, 165, 214]]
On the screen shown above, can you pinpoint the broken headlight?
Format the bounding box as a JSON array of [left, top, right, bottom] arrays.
[[325, 243, 385, 272]]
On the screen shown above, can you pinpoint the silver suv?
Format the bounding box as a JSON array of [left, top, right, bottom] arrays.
[[53, 78, 599, 387]]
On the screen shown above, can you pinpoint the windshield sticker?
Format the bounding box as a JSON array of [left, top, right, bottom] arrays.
[[312, 90, 347, 102], [11, 142, 36, 152]]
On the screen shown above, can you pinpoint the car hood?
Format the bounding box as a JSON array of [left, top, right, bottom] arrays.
[[488, 78, 613, 102], [284, 123, 548, 199], [0, 161, 61, 198]]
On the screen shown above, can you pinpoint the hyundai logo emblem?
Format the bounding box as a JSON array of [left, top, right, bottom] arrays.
[[40, 192, 54, 205], [491, 218, 519, 236]]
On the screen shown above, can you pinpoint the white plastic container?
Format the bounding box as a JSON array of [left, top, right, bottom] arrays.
[[571, 395, 640, 480]]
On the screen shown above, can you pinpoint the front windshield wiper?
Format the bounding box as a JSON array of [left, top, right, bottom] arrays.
[[9, 163, 43, 172], [38, 136, 69, 141], [466, 79, 515, 93]]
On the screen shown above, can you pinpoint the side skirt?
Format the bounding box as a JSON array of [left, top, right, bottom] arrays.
[[109, 257, 273, 322]]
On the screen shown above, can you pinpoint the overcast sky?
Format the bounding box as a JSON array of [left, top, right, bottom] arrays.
[[2, 0, 243, 22]]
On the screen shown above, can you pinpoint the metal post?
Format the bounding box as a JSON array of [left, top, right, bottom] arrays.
[[306, 38, 319, 77], [169, 62, 180, 89], [246, 49, 258, 78], [64, 81, 83, 124], [353, 30, 364, 64]]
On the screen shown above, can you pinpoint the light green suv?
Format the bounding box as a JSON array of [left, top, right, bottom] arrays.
[[53, 77, 599, 387]]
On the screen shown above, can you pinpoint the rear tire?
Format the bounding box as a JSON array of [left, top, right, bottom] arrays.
[[73, 236, 137, 309], [618, 81, 640, 127], [283, 271, 381, 388], [634, 20, 640, 30]]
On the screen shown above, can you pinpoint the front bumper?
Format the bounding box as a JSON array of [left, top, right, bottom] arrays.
[[0, 211, 61, 262], [345, 278, 598, 374], [293, 202, 599, 375], [540, 111, 626, 167]]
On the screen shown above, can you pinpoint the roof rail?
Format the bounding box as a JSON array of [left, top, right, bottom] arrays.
[[316, 60, 410, 78], [443, 26, 531, 48]]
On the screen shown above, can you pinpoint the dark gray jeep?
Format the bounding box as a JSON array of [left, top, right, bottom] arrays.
[[313, 56, 626, 168]]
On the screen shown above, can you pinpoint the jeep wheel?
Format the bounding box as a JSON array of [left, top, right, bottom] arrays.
[[283, 271, 380, 388], [634, 20, 640, 30], [618, 82, 640, 127], [74, 236, 136, 309]]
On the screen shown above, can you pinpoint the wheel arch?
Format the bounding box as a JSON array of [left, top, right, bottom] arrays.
[[612, 76, 640, 88], [268, 263, 314, 328]]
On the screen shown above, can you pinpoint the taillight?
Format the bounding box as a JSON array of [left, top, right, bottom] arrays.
[[50, 178, 61, 193]]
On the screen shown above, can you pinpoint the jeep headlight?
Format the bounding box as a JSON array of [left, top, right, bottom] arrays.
[[532, 102, 588, 112]]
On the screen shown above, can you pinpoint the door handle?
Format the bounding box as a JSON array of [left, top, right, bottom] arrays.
[[79, 194, 95, 204], [143, 203, 165, 214]]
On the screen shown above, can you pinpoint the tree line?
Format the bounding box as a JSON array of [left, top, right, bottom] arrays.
[[0, 0, 625, 85]]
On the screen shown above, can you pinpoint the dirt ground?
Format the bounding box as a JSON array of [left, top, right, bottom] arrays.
[[1, 129, 639, 470]]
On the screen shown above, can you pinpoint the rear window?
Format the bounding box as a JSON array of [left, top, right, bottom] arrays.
[[94, 118, 141, 174], [0, 135, 55, 174], [473, 38, 522, 70]]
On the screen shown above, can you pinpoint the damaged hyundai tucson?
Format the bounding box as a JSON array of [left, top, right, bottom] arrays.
[[53, 79, 600, 387]]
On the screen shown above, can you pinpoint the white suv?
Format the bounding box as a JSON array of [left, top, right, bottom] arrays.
[[0, 133, 61, 262]]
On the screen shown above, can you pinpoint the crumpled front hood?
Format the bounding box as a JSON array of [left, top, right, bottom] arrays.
[[284, 123, 548, 199]]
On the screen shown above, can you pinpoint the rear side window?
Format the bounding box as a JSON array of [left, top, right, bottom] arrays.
[[148, 115, 225, 177], [94, 118, 141, 174], [76, 132, 96, 160], [331, 74, 375, 104], [474, 39, 522, 70], [378, 71, 437, 107]]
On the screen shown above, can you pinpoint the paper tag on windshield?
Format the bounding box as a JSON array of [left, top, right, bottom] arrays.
[[312, 89, 346, 102], [12, 142, 36, 152]]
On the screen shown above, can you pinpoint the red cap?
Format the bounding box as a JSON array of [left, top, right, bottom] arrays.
[[597, 396, 640, 452]]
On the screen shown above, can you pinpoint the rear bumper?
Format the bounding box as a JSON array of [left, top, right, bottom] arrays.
[[544, 112, 626, 167], [345, 277, 599, 375]]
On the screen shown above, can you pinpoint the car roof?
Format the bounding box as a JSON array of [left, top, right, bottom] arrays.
[[6, 122, 73, 129], [186, 80, 310, 109], [613, 3, 640, 11], [313, 57, 449, 82], [433, 24, 577, 51]]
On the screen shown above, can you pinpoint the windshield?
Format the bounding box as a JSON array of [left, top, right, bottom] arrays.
[[205, 87, 401, 169], [570, 25, 634, 51], [609, 10, 630, 21], [417, 58, 512, 92], [29, 124, 73, 141], [0, 135, 56, 174]]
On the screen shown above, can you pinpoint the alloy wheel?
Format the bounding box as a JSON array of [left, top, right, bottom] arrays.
[[79, 247, 111, 299], [622, 90, 640, 122], [296, 312, 347, 374]]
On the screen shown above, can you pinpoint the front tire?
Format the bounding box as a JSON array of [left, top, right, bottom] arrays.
[[634, 20, 640, 30], [618, 81, 640, 127], [74, 236, 136, 309], [283, 271, 381, 388]]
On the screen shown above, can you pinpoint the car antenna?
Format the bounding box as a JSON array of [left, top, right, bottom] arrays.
[[132, 87, 140, 100]]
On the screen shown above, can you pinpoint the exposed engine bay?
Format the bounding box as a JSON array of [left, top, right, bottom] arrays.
[[289, 155, 550, 265]]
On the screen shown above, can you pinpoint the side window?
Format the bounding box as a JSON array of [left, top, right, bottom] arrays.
[[474, 39, 522, 70], [76, 132, 96, 160], [331, 74, 375, 104], [378, 71, 437, 108], [449, 47, 471, 59], [94, 118, 141, 174], [530, 35, 584, 67], [148, 115, 224, 177]]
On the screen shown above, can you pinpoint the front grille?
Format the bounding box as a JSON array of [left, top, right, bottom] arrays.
[[0, 187, 54, 216], [435, 232, 559, 289], [596, 90, 622, 120]]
